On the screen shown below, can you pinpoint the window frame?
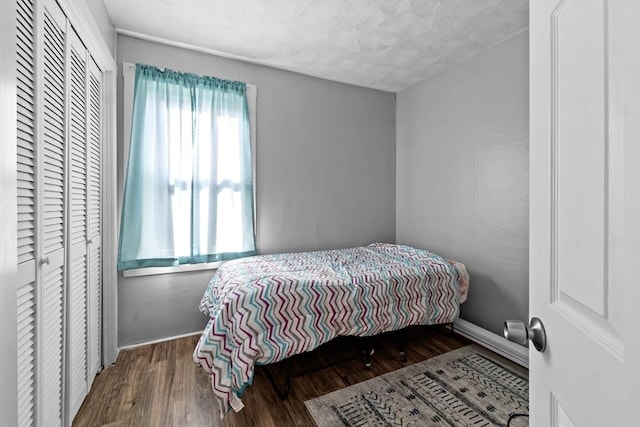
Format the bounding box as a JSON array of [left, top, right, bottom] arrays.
[[120, 62, 257, 277]]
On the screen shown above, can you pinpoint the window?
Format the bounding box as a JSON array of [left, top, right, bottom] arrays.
[[118, 63, 257, 274]]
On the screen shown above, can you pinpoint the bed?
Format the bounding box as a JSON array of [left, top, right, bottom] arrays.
[[193, 243, 469, 417]]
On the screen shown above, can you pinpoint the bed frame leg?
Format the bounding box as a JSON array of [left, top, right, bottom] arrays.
[[264, 357, 293, 400], [282, 358, 293, 398], [399, 333, 408, 364], [363, 337, 374, 370]]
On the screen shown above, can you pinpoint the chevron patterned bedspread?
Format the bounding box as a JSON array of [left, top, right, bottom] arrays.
[[193, 243, 469, 417]]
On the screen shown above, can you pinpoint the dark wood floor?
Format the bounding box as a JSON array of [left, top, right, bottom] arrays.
[[74, 326, 473, 427]]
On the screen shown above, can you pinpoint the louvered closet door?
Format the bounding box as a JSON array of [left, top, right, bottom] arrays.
[[66, 27, 89, 421], [86, 57, 102, 387], [17, 1, 105, 425], [37, 1, 67, 425], [16, 0, 38, 425]]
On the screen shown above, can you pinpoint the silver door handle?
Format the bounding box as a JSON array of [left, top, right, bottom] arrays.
[[504, 317, 547, 352], [41, 256, 50, 266]]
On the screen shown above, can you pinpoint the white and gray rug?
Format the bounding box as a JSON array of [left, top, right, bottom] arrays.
[[305, 345, 529, 426]]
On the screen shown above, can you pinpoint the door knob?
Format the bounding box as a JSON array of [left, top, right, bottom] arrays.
[[504, 317, 547, 352], [41, 256, 50, 266]]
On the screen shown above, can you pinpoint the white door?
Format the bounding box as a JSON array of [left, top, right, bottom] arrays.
[[37, 1, 68, 425], [86, 56, 103, 387], [529, 1, 640, 426], [66, 26, 89, 422], [16, 0, 38, 424]]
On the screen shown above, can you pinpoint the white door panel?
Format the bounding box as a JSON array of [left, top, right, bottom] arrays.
[[16, 0, 38, 425], [530, 0, 640, 425], [86, 56, 103, 386], [66, 26, 89, 422], [37, 1, 67, 425]]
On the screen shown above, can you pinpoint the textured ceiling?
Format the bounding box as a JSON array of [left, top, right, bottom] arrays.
[[103, 0, 528, 92]]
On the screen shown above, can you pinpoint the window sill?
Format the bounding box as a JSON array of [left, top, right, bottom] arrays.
[[121, 261, 223, 278]]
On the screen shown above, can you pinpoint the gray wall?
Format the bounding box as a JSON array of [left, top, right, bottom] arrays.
[[117, 35, 396, 346], [85, 0, 116, 57], [396, 32, 529, 336]]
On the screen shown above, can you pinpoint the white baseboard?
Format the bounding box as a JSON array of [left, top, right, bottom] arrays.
[[454, 318, 529, 368], [115, 322, 529, 368], [118, 330, 202, 351]]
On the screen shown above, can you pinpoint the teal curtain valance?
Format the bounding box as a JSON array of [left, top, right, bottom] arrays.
[[136, 64, 248, 92]]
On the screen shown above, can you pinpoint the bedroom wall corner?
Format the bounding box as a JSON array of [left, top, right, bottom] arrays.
[[83, 0, 116, 57], [395, 31, 529, 337]]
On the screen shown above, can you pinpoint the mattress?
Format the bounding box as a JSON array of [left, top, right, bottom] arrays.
[[193, 243, 469, 417]]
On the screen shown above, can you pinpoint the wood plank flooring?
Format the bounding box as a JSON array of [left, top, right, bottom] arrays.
[[74, 326, 473, 427]]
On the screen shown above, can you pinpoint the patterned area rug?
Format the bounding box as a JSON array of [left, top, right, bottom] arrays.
[[304, 345, 529, 426]]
